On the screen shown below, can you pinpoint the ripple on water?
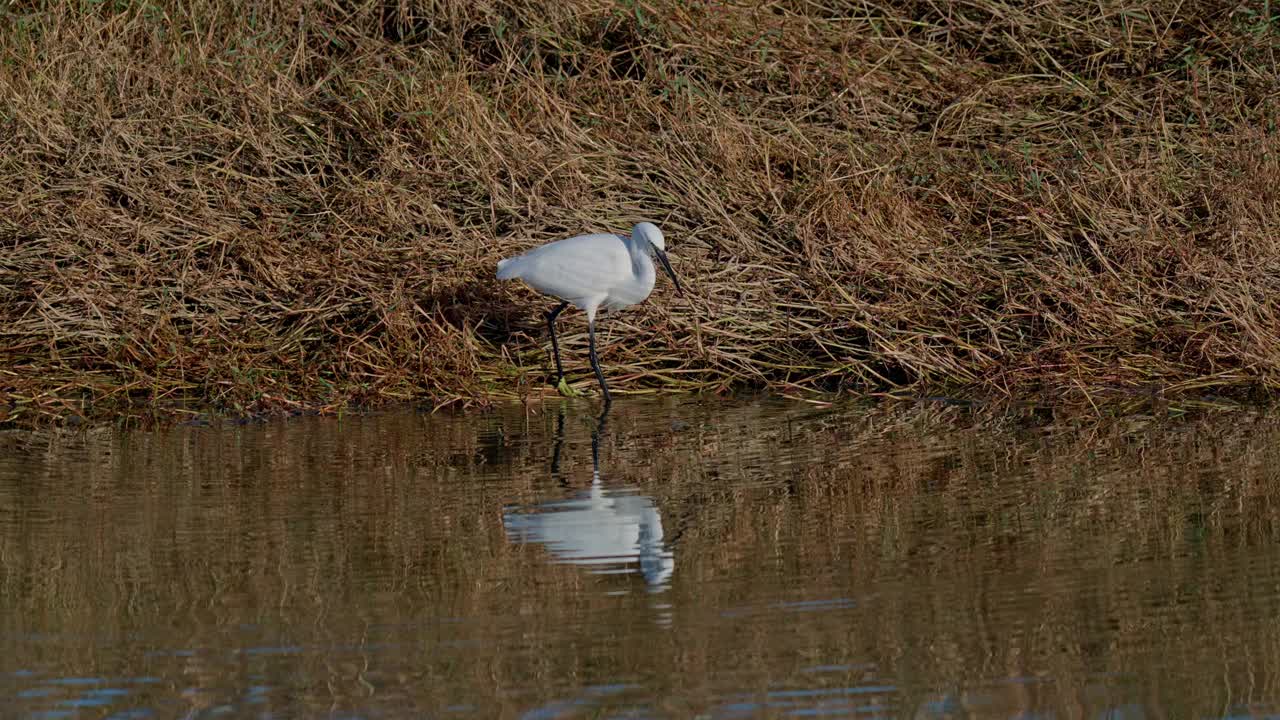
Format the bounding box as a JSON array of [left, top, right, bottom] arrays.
[[3, 397, 1280, 718]]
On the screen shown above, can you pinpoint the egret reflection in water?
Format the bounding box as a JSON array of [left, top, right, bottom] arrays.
[[502, 406, 675, 591]]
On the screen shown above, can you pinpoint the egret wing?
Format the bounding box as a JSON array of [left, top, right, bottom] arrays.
[[514, 233, 630, 304]]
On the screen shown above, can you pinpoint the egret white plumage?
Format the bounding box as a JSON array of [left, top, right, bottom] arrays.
[[496, 221, 684, 404]]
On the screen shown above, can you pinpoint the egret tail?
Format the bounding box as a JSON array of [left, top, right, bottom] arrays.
[[496, 257, 519, 280]]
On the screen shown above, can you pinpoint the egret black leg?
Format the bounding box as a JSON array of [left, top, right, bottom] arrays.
[[587, 318, 612, 406], [545, 301, 569, 385]]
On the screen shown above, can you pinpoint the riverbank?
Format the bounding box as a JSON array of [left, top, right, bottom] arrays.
[[3, 1, 1278, 426]]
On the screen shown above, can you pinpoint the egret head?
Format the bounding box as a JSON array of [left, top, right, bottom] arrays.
[[633, 221, 665, 252], [631, 222, 683, 296]]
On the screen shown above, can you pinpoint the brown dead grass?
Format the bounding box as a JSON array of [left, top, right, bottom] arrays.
[[1, 0, 1279, 424]]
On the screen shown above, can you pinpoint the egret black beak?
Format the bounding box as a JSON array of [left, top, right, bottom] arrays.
[[654, 248, 684, 297]]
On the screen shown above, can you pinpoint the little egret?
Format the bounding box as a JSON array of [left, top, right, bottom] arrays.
[[496, 221, 684, 404]]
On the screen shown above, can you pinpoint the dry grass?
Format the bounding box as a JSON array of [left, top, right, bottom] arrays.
[[2, 0, 1279, 424]]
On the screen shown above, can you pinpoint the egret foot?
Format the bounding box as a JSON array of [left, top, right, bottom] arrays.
[[556, 377, 579, 397]]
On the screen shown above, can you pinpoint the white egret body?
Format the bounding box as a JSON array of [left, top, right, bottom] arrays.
[[496, 222, 683, 403]]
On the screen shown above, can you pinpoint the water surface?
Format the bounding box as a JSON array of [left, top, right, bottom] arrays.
[[2, 396, 1280, 718]]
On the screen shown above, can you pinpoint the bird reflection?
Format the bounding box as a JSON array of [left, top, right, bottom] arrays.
[[503, 405, 675, 591]]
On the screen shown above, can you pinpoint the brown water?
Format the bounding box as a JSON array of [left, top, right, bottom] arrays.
[[2, 396, 1280, 719]]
